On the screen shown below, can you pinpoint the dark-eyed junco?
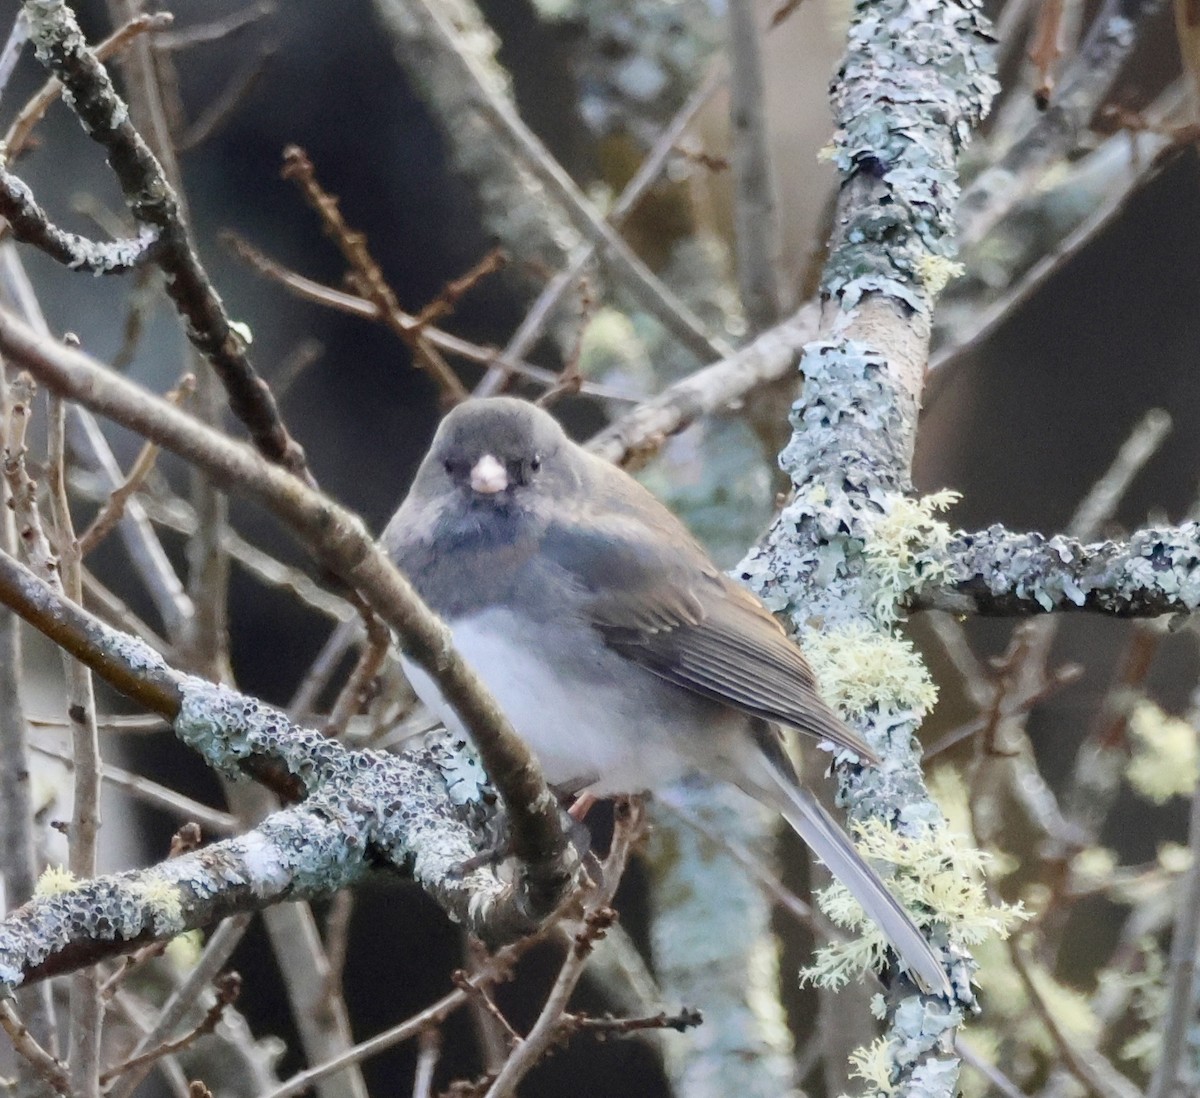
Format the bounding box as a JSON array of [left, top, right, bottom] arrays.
[[383, 397, 946, 994]]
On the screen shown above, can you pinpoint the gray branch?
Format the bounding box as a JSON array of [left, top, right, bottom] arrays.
[[915, 523, 1200, 617], [0, 171, 160, 273]]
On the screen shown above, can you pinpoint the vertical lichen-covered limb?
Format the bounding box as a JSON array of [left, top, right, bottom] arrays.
[[736, 0, 998, 1093]]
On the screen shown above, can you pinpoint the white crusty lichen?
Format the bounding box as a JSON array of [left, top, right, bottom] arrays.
[[1126, 700, 1199, 805], [804, 623, 939, 719], [862, 490, 961, 624], [801, 819, 1027, 989]]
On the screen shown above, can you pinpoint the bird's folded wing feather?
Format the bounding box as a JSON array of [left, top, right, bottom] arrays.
[[539, 510, 875, 761]]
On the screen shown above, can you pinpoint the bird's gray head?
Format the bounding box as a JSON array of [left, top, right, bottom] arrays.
[[416, 397, 578, 508]]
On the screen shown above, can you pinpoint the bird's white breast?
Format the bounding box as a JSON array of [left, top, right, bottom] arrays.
[[400, 607, 734, 796]]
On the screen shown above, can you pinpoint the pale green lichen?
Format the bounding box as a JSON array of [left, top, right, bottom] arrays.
[[129, 876, 184, 930], [165, 928, 204, 972], [34, 865, 77, 897], [862, 490, 960, 625], [1108, 940, 1168, 1072], [914, 256, 965, 298], [843, 1036, 899, 1097], [1069, 846, 1119, 889], [804, 623, 939, 718], [802, 821, 1027, 988], [1126, 701, 1199, 804]]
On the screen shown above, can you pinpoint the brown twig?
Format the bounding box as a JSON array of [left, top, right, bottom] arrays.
[[482, 799, 647, 1098], [99, 973, 241, 1085], [411, 247, 506, 331], [323, 605, 390, 737], [280, 145, 470, 404], [177, 39, 277, 151], [223, 231, 628, 397], [0, 1000, 71, 1095], [563, 1007, 703, 1037], [155, 1, 277, 51]]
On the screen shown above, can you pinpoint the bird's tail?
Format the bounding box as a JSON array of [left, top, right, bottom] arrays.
[[740, 749, 950, 997]]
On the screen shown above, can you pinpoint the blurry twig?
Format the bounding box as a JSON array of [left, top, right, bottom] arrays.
[[727, 0, 786, 332], [0, 1000, 71, 1095], [401, 0, 730, 367], [78, 373, 196, 556], [156, 1, 277, 51], [478, 63, 726, 396]]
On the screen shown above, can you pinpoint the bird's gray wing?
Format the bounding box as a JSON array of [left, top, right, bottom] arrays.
[[538, 513, 876, 761]]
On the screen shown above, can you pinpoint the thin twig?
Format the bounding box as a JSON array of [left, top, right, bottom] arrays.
[[280, 145, 470, 404], [403, 0, 730, 367], [411, 1029, 440, 1098], [0, 1000, 71, 1095], [476, 61, 727, 395], [107, 915, 253, 1098], [1145, 738, 1200, 1098], [78, 373, 196, 556], [47, 390, 103, 1098], [727, 0, 786, 332], [155, 1, 277, 51], [1007, 936, 1139, 1098], [222, 231, 634, 398], [100, 973, 241, 1085], [483, 800, 646, 1098], [28, 739, 239, 835], [20, 0, 310, 478]]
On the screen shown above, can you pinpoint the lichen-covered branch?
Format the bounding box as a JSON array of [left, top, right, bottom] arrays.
[[0, 169, 159, 272], [736, 0, 998, 1093], [0, 550, 564, 988], [914, 523, 1200, 617]]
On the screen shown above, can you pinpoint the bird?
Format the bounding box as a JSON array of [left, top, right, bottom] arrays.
[[382, 396, 948, 995]]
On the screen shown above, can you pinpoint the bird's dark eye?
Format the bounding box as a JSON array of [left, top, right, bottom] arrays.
[[530, 454, 542, 472], [442, 459, 455, 476]]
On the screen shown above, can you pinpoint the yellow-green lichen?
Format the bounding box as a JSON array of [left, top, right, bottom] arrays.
[[804, 623, 939, 718], [129, 875, 184, 925], [34, 865, 77, 897], [862, 489, 960, 625], [841, 1036, 898, 1097], [802, 820, 1027, 988], [165, 928, 204, 972], [914, 255, 965, 298], [1126, 701, 1199, 804]]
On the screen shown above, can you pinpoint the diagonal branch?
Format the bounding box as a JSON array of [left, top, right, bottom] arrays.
[[18, 0, 310, 480]]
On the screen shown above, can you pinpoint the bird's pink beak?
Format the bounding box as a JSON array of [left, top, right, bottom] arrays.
[[469, 453, 508, 494]]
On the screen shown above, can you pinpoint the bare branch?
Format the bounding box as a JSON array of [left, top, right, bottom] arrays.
[[585, 302, 819, 468]]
